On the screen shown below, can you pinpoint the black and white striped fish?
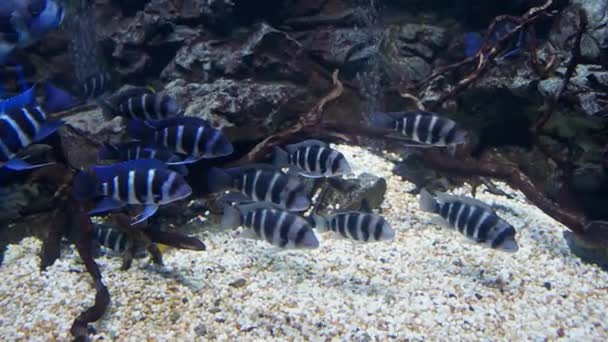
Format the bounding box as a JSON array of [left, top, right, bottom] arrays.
[[101, 87, 181, 121], [369, 111, 467, 147], [0, 104, 63, 170], [94, 224, 131, 255], [311, 211, 394, 243], [419, 189, 519, 252], [272, 139, 352, 178], [221, 203, 319, 249], [44, 72, 114, 112], [127, 116, 233, 163], [98, 141, 188, 175], [207, 164, 311, 211], [77, 72, 113, 100], [73, 159, 192, 225]]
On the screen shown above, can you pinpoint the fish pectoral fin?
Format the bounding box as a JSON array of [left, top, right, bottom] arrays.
[[297, 170, 324, 178], [429, 216, 451, 229], [3, 158, 53, 170], [88, 197, 125, 215], [131, 205, 158, 225], [33, 120, 64, 141], [181, 156, 204, 164], [237, 228, 259, 240]]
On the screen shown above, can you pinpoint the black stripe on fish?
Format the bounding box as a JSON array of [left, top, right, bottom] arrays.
[[491, 225, 515, 249], [294, 226, 309, 245], [476, 214, 499, 242], [360, 214, 371, 241], [278, 212, 295, 247], [447, 202, 461, 226], [263, 210, 276, 243], [330, 153, 341, 175], [430, 117, 445, 144], [337, 214, 347, 238], [253, 210, 263, 236], [134, 169, 150, 203], [254, 171, 271, 202], [466, 206, 483, 237], [373, 217, 384, 240], [318, 148, 331, 174], [306, 146, 317, 173], [404, 116, 415, 137], [330, 217, 337, 232], [444, 127, 456, 145], [440, 202, 450, 217], [417, 115, 432, 143], [297, 148, 307, 171], [456, 205, 470, 233], [347, 213, 360, 240]]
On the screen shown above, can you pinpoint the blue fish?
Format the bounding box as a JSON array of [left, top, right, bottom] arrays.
[[99, 87, 182, 121], [0, 64, 34, 112], [0, 0, 64, 63], [127, 116, 234, 163], [44, 72, 113, 113], [99, 141, 189, 176], [0, 104, 63, 170], [73, 159, 193, 225], [207, 164, 311, 212], [464, 19, 535, 60]]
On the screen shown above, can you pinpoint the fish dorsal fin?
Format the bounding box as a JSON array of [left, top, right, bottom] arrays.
[[95, 158, 169, 174], [285, 139, 329, 153], [359, 199, 373, 213], [436, 192, 494, 212], [225, 163, 281, 176], [108, 87, 155, 106], [146, 116, 211, 129]]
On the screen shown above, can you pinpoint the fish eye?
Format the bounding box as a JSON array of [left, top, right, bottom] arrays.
[[28, 0, 48, 17]]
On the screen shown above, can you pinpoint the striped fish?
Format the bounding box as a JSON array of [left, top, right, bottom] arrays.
[[94, 224, 131, 255], [101, 87, 181, 121], [208, 164, 311, 211], [418, 189, 519, 252], [311, 211, 394, 243], [0, 104, 63, 170], [98, 141, 188, 175], [77, 72, 113, 100], [43, 72, 113, 113], [73, 159, 192, 225], [221, 203, 319, 249], [127, 116, 233, 163], [272, 139, 352, 178], [369, 111, 466, 147]]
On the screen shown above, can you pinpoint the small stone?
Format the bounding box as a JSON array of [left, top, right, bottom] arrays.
[[194, 324, 207, 336], [543, 282, 552, 290], [229, 278, 247, 288]]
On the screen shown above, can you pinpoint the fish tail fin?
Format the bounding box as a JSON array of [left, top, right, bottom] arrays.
[[419, 188, 439, 213], [206, 167, 232, 193], [72, 170, 99, 200], [44, 82, 81, 113], [310, 214, 329, 232], [221, 204, 242, 229], [272, 146, 289, 168], [14, 64, 28, 91], [452, 130, 467, 145], [126, 119, 154, 141], [367, 111, 395, 129], [97, 97, 117, 120], [98, 142, 119, 160]]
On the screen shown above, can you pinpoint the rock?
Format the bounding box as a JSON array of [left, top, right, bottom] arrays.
[[564, 222, 608, 271], [228, 278, 247, 288], [163, 78, 310, 141], [194, 324, 207, 336], [162, 23, 305, 82], [305, 28, 377, 68], [312, 173, 387, 215]]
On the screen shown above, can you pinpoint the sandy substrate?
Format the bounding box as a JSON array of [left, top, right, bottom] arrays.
[[1, 145, 607, 341]]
